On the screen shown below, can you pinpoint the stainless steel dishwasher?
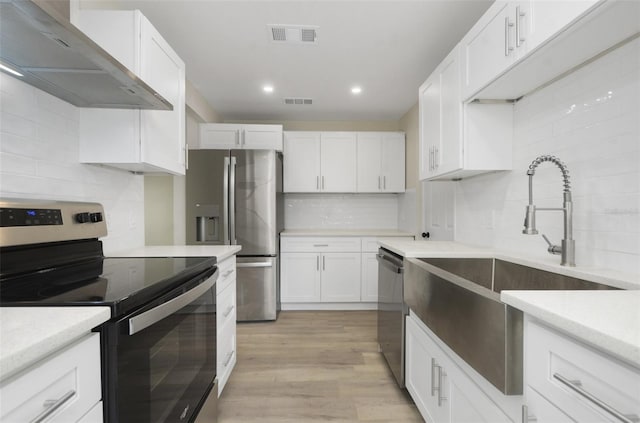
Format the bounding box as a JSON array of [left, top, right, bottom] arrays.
[[377, 247, 407, 387]]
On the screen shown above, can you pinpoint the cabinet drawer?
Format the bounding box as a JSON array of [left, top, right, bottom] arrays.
[[280, 237, 361, 253], [217, 279, 236, 330], [0, 333, 101, 423], [216, 256, 236, 295], [526, 318, 640, 422]]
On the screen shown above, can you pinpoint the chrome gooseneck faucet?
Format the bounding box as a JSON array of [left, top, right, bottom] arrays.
[[523, 155, 575, 266]]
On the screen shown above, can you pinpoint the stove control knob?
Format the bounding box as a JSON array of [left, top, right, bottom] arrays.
[[75, 212, 91, 223], [90, 212, 103, 223]]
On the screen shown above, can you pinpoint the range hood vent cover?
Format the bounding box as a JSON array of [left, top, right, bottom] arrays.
[[268, 24, 318, 44], [0, 0, 172, 110]]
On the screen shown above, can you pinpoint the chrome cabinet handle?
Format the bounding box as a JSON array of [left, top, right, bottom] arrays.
[[553, 373, 640, 423], [229, 156, 237, 245], [223, 350, 235, 367], [522, 405, 537, 423], [236, 262, 273, 268], [322, 175, 325, 190], [313, 244, 329, 247], [505, 17, 514, 56], [431, 358, 438, 396], [322, 255, 325, 271], [316, 175, 320, 190], [516, 6, 526, 47], [428, 147, 433, 171], [437, 365, 447, 406], [378, 176, 381, 189], [317, 255, 319, 271], [31, 390, 76, 423], [383, 175, 386, 189], [223, 305, 235, 318], [434, 147, 439, 169]]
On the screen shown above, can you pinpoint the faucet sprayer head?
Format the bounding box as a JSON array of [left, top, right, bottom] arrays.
[[523, 204, 538, 234]]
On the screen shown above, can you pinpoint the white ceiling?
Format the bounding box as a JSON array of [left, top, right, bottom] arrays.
[[81, 1, 493, 121]]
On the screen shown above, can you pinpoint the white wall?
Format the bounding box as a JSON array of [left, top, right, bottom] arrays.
[[285, 194, 399, 230], [454, 38, 640, 275], [0, 74, 145, 254]]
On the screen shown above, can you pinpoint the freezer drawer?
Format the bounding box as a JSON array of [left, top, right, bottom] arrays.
[[236, 256, 278, 321]]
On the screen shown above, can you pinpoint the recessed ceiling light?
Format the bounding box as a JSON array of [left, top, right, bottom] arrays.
[[351, 86, 362, 94], [263, 85, 274, 93], [0, 62, 23, 77]]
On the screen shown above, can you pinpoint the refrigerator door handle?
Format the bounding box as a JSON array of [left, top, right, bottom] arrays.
[[223, 156, 230, 245], [230, 156, 237, 245]]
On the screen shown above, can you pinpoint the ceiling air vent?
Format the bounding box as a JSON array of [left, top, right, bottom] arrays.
[[284, 98, 313, 105], [267, 25, 318, 44]]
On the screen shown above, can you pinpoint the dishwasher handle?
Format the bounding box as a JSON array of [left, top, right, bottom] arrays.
[[376, 253, 404, 274]]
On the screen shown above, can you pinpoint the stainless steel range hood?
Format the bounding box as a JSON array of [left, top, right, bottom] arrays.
[[0, 0, 173, 110]]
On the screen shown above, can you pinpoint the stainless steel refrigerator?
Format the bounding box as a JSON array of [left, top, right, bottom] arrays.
[[186, 149, 283, 321]]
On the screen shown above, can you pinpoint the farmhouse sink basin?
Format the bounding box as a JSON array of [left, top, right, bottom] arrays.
[[404, 257, 618, 395]]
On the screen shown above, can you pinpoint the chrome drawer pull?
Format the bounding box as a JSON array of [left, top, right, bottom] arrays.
[[222, 269, 234, 278], [522, 405, 537, 423], [437, 366, 447, 406], [31, 390, 76, 423], [313, 244, 329, 247], [223, 305, 235, 318], [553, 373, 640, 423], [223, 350, 235, 367]]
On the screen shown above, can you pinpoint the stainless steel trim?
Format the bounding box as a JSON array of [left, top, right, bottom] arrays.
[[128, 274, 216, 335], [223, 305, 235, 318], [0, 1, 172, 110], [553, 373, 640, 423], [223, 156, 230, 245], [229, 156, 237, 245], [30, 390, 76, 423], [236, 262, 273, 268], [223, 351, 235, 367]]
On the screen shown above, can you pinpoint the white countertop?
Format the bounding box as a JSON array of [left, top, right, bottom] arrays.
[[378, 240, 639, 290], [0, 307, 111, 382], [501, 290, 640, 368], [111, 245, 242, 262], [281, 229, 415, 237]]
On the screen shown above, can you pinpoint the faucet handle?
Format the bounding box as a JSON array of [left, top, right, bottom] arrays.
[[541, 234, 562, 255]]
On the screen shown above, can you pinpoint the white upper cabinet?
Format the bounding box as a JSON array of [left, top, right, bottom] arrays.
[[357, 132, 405, 193], [74, 10, 186, 175], [462, 0, 636, 101], [283, 131, 358, 193], [419, 44, 513, 181], [197, 124, 283, 150]]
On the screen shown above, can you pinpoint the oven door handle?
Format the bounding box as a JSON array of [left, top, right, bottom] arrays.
[[128, 271, 217, 335]]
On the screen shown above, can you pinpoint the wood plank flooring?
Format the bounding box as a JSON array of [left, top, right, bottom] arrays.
[[218, 311, 423, 422]]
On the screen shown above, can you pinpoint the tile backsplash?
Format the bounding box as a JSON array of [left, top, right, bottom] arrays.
[[285, 193, 399, 230], [0, 74, 144, 254], [454, 38, 639, 275]]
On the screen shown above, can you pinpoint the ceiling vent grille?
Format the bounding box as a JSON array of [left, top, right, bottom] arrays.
[[267, 25, 318, 44], [284, 98, 313, 105]]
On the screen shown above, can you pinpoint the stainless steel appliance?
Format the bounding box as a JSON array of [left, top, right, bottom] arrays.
[[376, 247, 407, 387], [186, 149, 283, 321], [0, 199, 218, 423]]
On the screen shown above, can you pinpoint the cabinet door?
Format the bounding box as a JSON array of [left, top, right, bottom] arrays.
[[356, 133, 383, 192], [242, 125, 283, 150], [139, 15, 186, 175], [320, 253, 361, 302], [405, 315, 447, 423], [380, 133, 405, 192], [461, 1, 514, 100], [320, 133, 357, 192], [423, 181, 455, 241], [418, 75, 440, 181], [360, 252, 378, 302], [280, 253, 321, 302], [437, 49, 462, 176], [283, 132, 321, 192], [200, 124, 241, 149]]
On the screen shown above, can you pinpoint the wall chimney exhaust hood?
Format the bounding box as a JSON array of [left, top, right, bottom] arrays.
[[0, 0, 173, 110]]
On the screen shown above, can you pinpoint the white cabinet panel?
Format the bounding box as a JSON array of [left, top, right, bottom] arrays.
[[198, 124, 283, 150], [216, 255, 237, 396], [320, 132, 357, 192], [283, 132, 321, 192], [320, 252, 361, 302], [360, 252, 378, 303], [524, 386, 573, 423], [418, 76, 440, 181], [356, 133, 383, 192], [280, 252, 322, 302], [77, 401, 103, 423], [380, 133, 405, 192], [280, 237, 361, 253], [75, 10, 185, 175]]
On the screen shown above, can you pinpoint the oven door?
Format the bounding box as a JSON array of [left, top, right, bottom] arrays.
[[103, 269, 217, 423]]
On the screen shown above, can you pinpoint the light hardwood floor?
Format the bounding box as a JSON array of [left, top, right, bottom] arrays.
[[218, 310, 423, 423]]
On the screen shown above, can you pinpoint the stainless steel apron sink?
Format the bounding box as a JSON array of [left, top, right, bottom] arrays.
[[404, 257, 618, 395]]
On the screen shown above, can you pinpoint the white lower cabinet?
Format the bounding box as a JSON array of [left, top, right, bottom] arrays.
[[216, 255, 237, 396], [523, 317, 640, 422], [319, 253, 361, 302], [360, 252, 379, 302], [0, 333, 102, 423], [406, 313, 512, 423]]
